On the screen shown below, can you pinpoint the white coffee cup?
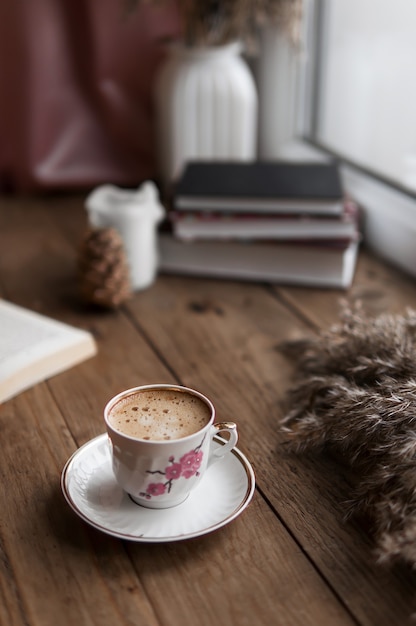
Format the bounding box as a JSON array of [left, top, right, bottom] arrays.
[[104, 384, 238, 509]]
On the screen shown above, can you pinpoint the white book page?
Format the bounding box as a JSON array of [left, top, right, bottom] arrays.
[[0, 300, 97, 400]]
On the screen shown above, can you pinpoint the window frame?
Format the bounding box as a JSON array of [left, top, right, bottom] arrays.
[[256, 0, 416, 279]]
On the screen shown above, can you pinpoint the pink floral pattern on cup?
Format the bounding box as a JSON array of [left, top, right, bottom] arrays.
[[139, 436, 205, 501]]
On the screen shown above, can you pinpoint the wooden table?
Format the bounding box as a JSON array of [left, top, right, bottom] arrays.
[[1, 194, 416, 626]]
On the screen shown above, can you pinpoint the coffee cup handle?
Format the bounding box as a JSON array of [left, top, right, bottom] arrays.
[[208, 422, 238, 466]]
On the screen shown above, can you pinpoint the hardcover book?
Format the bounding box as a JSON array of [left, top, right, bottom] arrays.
[[158, 234, 359, 289], [169, 199, 359, 241], [0, 300, 97, 403], [174, 161, 344, 215]]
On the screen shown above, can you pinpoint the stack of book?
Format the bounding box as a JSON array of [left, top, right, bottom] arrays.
[[158, 161, 361, 288]]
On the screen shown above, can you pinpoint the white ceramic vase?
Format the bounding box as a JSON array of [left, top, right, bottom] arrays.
[[154, 41, 258, 190]]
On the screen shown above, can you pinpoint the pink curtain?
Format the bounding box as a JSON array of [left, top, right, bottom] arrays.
[[0, 1, 181, 192]]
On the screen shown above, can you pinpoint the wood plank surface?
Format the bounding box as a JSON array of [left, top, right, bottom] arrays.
[[1, 195, 416, 626], [128, 272, 416, 626]]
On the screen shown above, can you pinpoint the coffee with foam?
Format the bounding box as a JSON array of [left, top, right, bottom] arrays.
[[107, 388, 212, 441]]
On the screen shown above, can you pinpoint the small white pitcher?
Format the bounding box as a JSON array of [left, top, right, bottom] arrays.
[[85, 182, 165, 290]]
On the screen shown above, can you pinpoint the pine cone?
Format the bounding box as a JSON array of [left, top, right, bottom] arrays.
[[78, 227, 131, 308]]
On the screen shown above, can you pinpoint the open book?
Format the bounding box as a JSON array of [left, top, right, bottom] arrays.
[[0, 299, 97, 403]]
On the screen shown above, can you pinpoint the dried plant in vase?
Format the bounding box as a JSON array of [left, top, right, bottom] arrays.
[[279, 302, 416, 568], [128, 1, 302, 187], [126, 0, 303, 47]]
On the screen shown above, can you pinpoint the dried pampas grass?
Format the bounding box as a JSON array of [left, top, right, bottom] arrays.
[[127, 0, 303, 47], [280, 303, 416, 568]]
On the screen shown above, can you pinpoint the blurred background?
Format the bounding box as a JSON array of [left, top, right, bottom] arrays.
[[1, 0, 415, 278]]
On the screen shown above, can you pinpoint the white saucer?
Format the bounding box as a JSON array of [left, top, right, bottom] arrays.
[[61, 434, 255, 542]]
